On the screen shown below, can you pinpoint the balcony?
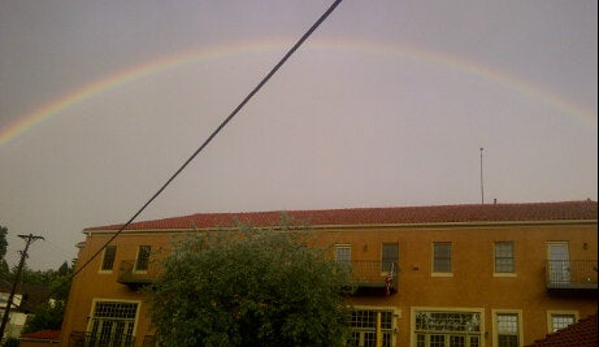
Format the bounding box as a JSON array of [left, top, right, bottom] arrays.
[[67, 331, 135, 347], [339, 261, 398, 296], [117, 260, 162, 289], [114, 258, 397, 294], [545, 259, 597, 296]]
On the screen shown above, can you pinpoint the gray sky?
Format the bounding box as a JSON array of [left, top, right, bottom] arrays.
[[0, 0, 597, 270]]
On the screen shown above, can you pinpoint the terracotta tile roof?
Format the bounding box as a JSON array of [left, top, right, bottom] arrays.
[[85, 200, 597, 232], [525, 314, 597, 347], [20, 330, 61, 340]]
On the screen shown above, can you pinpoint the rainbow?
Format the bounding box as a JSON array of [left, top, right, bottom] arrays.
[[0, 38, 595, 146]]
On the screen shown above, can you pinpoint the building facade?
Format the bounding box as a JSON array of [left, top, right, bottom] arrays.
[[60, 201, 598, 347]]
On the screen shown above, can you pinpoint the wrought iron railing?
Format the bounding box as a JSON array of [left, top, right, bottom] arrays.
[[67, 332, 135, 347], [545, 259, 597, 289], [338, 260, 398, 293], [117, 260, 162, 286]]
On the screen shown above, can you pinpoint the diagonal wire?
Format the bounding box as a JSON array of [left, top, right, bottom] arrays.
[[70, 0, 344, 280]]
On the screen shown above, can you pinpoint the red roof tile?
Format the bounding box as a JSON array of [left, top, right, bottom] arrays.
[[20, 330, 61, 340], [85, 200, 597, 232], [525, 314, 597, 347]]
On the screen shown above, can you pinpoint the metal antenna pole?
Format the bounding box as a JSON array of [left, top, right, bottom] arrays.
[[480, 147, 485, 205], [0, 234, 44, 340]]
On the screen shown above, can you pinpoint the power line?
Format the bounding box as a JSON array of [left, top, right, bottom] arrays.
[[70, 0, 345, 280]]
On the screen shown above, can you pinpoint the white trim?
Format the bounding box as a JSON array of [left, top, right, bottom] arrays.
[[546, 310, 579, 333], [492, 309, 523, 347], [411, 306, 485, 347], [87, 298, 142, 338]]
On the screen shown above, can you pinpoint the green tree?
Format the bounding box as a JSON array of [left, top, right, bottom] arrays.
[[21, 261, 73, 334], [147, 224, 352, 347], [0, 226, 8, 280], [0, 226, 7, 263]]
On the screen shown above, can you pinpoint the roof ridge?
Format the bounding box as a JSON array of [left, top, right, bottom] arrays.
[[84, 200, 597, 232]]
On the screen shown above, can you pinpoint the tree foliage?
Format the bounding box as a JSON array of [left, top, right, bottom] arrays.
[[147, 224, 352, 347], [0, 225, 7, 263], [21, 261, 73, 334]]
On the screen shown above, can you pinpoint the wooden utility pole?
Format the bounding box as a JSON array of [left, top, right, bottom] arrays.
[[0, 234, 44, 340]]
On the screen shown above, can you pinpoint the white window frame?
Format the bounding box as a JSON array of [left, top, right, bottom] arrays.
[[99, 245, 117, 273], [493, 241, 516, 277], [546, 310, 578, 333], [411, 306, 485, 347], [492, 309, 523, 347], [335, 244, 351, 263], [432, 242, 453, 277], [87, 298, 141, 346], [350, 305, 399, 347]]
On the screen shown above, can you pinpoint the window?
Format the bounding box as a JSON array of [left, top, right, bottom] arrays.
[[100, 246, 117, 272], [348, 308, 395, 347], [135, 245, 151, 271], [335, 244, 351, 264], [549, 312, 576, 332], [414, 309, 482, 347], [433, 242, 452, 274], [547, 242, 570, 285], [494, 242, 515, 274], [493, 311, 522, 347], [88, 301, 138, 347], [382, 243, 399, 273]]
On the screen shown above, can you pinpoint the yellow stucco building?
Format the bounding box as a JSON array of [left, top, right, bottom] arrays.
[[60, 200, 597, 347]]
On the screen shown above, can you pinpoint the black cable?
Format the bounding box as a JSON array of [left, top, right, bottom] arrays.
[[69, 0, 344, 280]]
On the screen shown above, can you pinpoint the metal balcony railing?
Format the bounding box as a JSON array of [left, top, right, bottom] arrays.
[[117, 260, 162, 287], [67, 332, 135, 347], [545, 259, 597, 291], [338, 261, 398, 295]]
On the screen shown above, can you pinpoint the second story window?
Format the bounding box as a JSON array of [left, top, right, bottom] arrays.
[[381, 243, 399, 273], [335, 244, 351, 264], [494, 242, 515, 274], [135, 245, 151, 272], [100, 246, 116, 272], [433, 242, 452, 274]]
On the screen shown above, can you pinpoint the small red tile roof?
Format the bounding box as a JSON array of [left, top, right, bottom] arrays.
[[525, 313, 597, 347], [20, 330, 61, 340], [85, 200, 597, 232]]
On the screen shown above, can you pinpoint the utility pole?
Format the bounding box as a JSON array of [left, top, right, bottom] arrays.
[[0, 234, 44, 340]]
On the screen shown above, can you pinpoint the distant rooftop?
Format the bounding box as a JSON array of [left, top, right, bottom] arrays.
[[85, 200, 597, 232], [20, 330, 61, 341]]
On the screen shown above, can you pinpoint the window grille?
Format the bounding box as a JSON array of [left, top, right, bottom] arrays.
[[551, 314, 575, 332], [348, 309, 394, 347], [495, 242, 515, 273], [335, 245, 351, 263], [497, 313, 519, 347], [415, 311, 481, 347], [88, 301, 138, 347], [433, 243, 452, 273]]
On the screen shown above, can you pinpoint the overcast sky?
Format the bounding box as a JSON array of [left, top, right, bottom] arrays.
[[1, 0, 597, 270]]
